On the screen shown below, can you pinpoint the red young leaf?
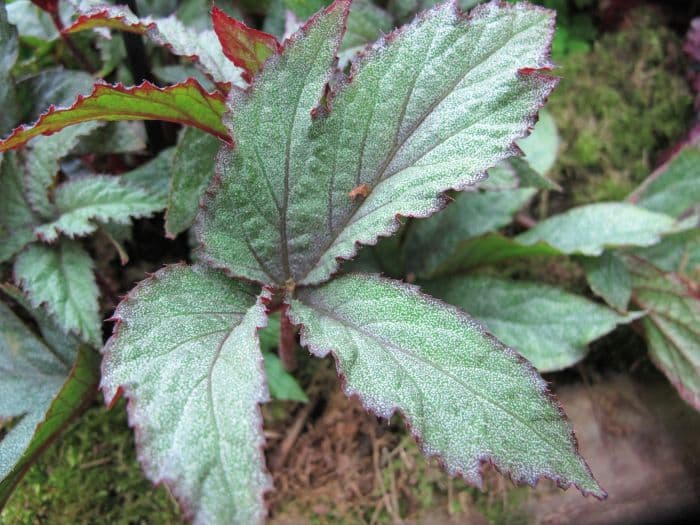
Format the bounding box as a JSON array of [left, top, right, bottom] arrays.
[[0, 79, 230, 153], [211, 5, 281, 83]]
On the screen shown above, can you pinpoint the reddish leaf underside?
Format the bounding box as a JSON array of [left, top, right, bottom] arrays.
[[0, 80, 230, 153], [211, 5, 281, 83]]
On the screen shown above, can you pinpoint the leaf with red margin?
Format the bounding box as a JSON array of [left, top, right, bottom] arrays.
[[630, 258, 700, 411], [0, 79, 229, 153], [0, 296, 100, 509], [287, 273, 605, 497], [101, 265, 272, 525], [211, 5, 280, 83], [63, 6, 244, 87], [197, 1, 560, 287]]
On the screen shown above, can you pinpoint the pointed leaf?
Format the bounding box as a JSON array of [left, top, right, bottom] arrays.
[[165, 128, 220, 238], [0, 152, 38, 262], [517, 203, 679, 256], [0, 80, 229, 153], [630, 143, 700, 219], [198, 1, 558, 287], [631, 261, 700, 410], [64, 5, 244, 87], [404, 188, 536, 278], [101, 265, 271, 525], [0, 296, 100, 508], [14, 240, 101, 346], [288, 273, 604, 496], [212, 5, 280, 83], [22, 122, 103, 220], [423, 276, 637, 372], [581, 251, 632, 312], [197, 0, 352, 284], [34, 176, 163, 242], [0, 340, 99, 508]]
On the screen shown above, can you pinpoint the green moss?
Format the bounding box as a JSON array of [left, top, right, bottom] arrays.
[[1, 400, 185, 525], [548, 8, 693, 206]]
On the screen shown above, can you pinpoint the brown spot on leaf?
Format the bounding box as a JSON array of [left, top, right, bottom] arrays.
[[348, 183, 370, 200]]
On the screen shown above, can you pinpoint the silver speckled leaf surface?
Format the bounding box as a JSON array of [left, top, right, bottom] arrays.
[[34, 175, 164, 242], [517, 202, 679, 256], [198, 1, 557, 287], [14, 239, 101, 347], [101, 265, 271, 525], [165, 127, 220, 238], [197, 0, 351, 285], [22, 122, 103, 220], [423, 275, 635, 372], [287, 273, 604, 496]]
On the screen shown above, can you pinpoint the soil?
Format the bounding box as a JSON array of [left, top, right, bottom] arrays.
[[266, 365, 700, 525]]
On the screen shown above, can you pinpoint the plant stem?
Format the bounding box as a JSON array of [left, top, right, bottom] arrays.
[[50, 12, 97, 73], [515, 212, 537, 230], [121, 0, 169, 152], [279, 308, 297, 372]]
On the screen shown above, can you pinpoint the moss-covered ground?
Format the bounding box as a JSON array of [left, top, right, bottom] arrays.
[[1, 4, 696, 525], [547, 8, 693, 208]]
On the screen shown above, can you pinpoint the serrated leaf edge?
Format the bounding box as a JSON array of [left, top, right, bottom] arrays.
[[288, 273, 606, 498], [0, 79, 230, 153], [100, 263, 273, 523], [297, 0, 559, 285]]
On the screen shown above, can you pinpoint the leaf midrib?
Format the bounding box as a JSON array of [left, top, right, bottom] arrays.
[[298, 293, 576, 461], [298, 14, 545, 283]]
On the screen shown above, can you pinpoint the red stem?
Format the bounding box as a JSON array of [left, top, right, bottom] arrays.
[[279, 307, 297, 372], [50, 12, 97, 74]]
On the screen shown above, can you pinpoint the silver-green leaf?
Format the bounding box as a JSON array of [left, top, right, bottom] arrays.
[[197, 0, 351, 285], [198, 1, 558, 287], [34, 176, 164, 242], [630, 143, 700, 219], [423, 275, 638, 372], [101, 265, 272, 525], [165, 127, 220, 238], [631, 260, 700, 410], [13, 239, 101, 346], [517, 202, 679, 256], [0, 300, 100, 507], [288, 273, 604, 496], [22, 122, 103, 220]]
